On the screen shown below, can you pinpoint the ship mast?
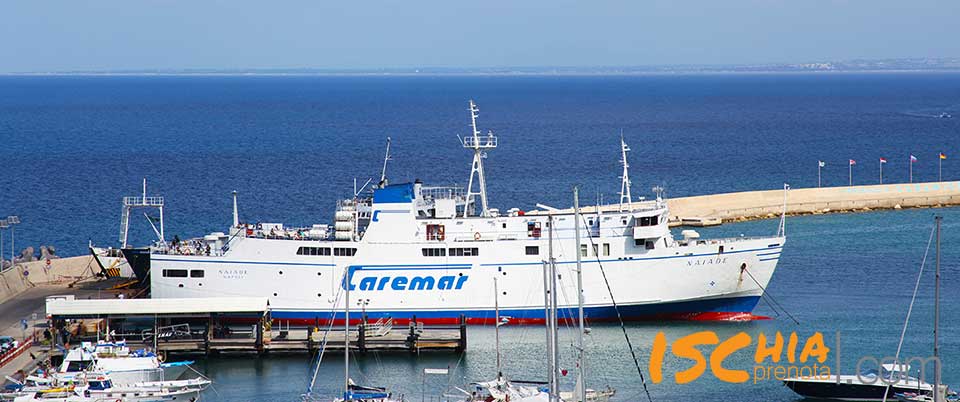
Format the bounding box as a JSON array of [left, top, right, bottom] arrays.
[[462, 100, 497, 217], [618, 134, 633, 212], [378, 137, 392, 188]]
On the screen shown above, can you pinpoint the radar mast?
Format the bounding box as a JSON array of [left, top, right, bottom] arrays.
[[619, 134, 633, 211], [462, 100, 497, 217]]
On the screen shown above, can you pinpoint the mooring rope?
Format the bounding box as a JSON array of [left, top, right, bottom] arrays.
[[741, 267, 800, 325]]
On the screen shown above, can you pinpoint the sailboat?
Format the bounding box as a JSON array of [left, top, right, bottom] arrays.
[[303, 267, 403, 402], [459, 277, 551, 402], [785, 216, 953, 402], [550, 188, 614, 402], [462, 189, 616, 402], [895, 216, 955, 402]]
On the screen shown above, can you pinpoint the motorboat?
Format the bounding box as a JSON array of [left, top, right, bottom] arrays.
[[784, 363, 933, 401]]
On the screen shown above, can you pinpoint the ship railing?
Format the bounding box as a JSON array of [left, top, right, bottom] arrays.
[[122, 196, 164, 207], [365, 317, 393, 337], [462, 135, 497, 148]]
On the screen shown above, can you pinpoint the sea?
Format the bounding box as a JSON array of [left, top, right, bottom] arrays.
[[1, 73, 959, 401]]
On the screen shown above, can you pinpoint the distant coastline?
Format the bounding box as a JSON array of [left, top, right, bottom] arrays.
[[3, 57, 960, 76]]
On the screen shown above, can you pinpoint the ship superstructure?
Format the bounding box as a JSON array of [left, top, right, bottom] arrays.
[[144, 101, 785, 324]]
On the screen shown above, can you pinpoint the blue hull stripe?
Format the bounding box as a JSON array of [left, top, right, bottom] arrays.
[[270, 296, 762, 321], [480, 245, 782, 267]]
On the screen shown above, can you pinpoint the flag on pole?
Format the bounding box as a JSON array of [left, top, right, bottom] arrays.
[[849, 159, 856, 166], [818, 161, 825, 167], [910, 155, 918, 163], [879, 157, 887, 164], [940, 152, 948, 160]]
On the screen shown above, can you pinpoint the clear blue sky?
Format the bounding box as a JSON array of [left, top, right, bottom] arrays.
[[1, 0, 958, 72]]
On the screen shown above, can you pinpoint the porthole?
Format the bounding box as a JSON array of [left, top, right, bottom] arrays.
[[178, 284, 184, 288], [273, 292, 278, 296], [317, 293, 322, 297], [279, 271, 283, 275]]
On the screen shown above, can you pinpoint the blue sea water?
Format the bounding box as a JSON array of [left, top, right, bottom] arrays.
[[1, 73, 960, 401]]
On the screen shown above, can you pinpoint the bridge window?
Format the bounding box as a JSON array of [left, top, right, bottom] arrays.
[[426, 224, 445, 241], [162, 269, 188, 278], [334, 247, 357, 257], [525, 246, 539, 255], [190, 270, 204, 278], [603, 243, 610, 256], [580, 244, 588, 257], [527, 222, 542, 238], [296, 247, 331, 256], [592, 244, 599, 257], [449, 247, 479, 257], [422, 248, 446, 257], [638, 216, 660, 227]]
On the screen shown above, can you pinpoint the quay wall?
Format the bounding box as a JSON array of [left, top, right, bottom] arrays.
[[0, 256, 97, 305], [667, 181, 960, 222]]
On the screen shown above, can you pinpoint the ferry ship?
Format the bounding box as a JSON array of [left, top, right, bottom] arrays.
[[138, 101, 786, 325]]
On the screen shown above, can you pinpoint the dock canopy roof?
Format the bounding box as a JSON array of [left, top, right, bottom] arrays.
[[47, 297, 269, 318]]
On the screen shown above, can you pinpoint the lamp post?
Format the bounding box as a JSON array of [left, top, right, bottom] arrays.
[[0, 219, 7, 271], [6, 216, 20, 269]]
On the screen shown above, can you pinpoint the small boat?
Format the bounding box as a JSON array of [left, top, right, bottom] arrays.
[[783, 363, 933, 401], [55, 341, 196, 385], [8, 372, 209, 402], [937, 112, 952, 118]]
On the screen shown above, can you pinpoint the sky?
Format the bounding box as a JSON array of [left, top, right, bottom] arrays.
[[1, 0, 959, 72]]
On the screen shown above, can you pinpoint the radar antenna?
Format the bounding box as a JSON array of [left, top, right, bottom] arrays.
[[618, 134, 633, 211], [462, 100, 497, 217]]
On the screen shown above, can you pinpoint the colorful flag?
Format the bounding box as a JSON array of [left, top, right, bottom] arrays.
[[940, 152, 948, 160], [849, 159, 856, 166], [818, 161, 825, 167], [880, 157, 887, 164], [911, 155, 918, 163]]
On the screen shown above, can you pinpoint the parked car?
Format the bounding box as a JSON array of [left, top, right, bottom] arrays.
[[0, 336, 18, 354]]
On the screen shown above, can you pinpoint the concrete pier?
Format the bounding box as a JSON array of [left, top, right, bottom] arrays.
[[667, 180, 960, 223], [530, 181, 960, 224]]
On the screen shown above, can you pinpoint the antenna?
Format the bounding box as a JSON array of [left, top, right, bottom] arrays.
[[777, 183, 789, 237], [462, 100, 497, 217], [378, 137, 392, 188], [232, 190, 239, 228], [619, 133, 633, 212]]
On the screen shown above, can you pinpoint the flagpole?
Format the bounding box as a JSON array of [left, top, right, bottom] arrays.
[[939, 155, 943, 182], [818, 163, 822, 188], [849, 162, 852, 186], [910, 158, 913, 183], [880, 161, 883, 184]]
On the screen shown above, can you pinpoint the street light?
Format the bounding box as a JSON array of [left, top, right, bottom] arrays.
[[6, 216, 19, 270], [0, 219, 7, 270]]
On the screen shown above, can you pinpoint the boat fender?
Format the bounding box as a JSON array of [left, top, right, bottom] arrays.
[[474, 232, 481, 241]]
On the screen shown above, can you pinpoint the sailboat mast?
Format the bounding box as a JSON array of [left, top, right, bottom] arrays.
[[344, 268, 351, 400], [546, 214, 559, 401], [574, 187, 587, 402], [494, 277, 502, 377], [934, 215, 941, 402]]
